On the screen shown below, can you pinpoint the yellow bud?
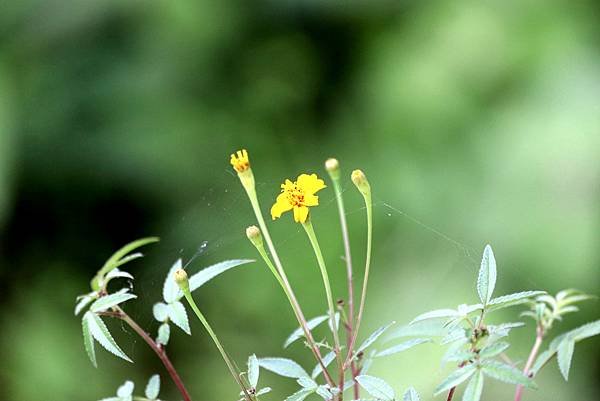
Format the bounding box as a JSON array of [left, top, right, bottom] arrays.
[[325, 158, 340, 180], [351, 169, 371, 196], [174, 268, 189, 291], [246, 225, 263, 248]]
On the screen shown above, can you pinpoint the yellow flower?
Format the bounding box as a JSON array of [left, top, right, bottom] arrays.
[[271, 173, 326, 223], [230, 149, 250, 173]]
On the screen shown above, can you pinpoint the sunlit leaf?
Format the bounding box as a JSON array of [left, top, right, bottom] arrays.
[[82, 314, 96, 367], [117, 381, 134, 397], [285, 388, 314, 401], [434, 364, 476, 395], [402, 387, 420, 401], [167, 301, 190, 335], [478, 342, 510, 360], [90, 291, 136, 313], [312, 350, 336, 379], [486, 291, 546, 312], [145, 374, 160, 399], [375, 338, 431, 357], [356, 375, 395, 401], [481, 361, 536, 388], [462, 370, 484, 401], [258, 357, 309, 379], [248, 354, 260, 388], [153, 302, 169, 323], [410, 309, 459, 325], [75, 293, 97, 316], [188, 259, 254, 293], [85, 312, 132, 362], [477, 245, 497, 305], [156, 323, 170, 346], [355, 321, 396, 356], [163, 259, 183, 304], [557, 339, 574, 380], [284, 314, 329, 348]]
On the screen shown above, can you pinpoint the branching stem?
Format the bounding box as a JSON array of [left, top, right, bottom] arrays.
[[514, 325, 544, 401]]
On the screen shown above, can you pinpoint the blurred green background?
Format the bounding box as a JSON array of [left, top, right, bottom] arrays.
[[0, 0, 598, 400]]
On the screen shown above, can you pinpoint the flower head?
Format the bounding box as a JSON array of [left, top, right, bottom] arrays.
[[230, 149, 250, 173], [351, 169, 370, 196], [271, 173, 326, 223]]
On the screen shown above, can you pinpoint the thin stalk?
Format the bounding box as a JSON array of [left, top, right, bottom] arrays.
[[330, 177, 360, 399], [302, 219, 344, 396], [113, 307, 192, 401], [180, 289, 254, 401], [344, 192, 372, 370], [446, 387, 456, 401], [514, 326, 544, 401], [245, 189, 336, 388]]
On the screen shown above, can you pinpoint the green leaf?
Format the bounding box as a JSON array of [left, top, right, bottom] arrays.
[[145, 374, 160, 399], [248, 354, 260, 388], [189, 259, 254, 293], [462, 370, 484, 401], [258, 357, 309, 379], [477, 244, 497, 305], [90, 291, 137, 313], [402, 387, 420, 401], [557, 339, 574, 380], [284, 314, 329, 348], [85, 312, 132, 363], [82, 314, 97, 367], [117, 381, 134, 397], [387, 320, 447, 340], [156, 323, 170, 346], [530, 349, 553, 375], [355, 321, 396, 355], [481, 361, 536, 388], [316, 385, 333, 400], [486, 291, 546, 312], [285, 388, 314, 401], [167, 301, 190, 335], [95, 238, 159, 286], [375, 338, 431, 357], [152, 302, 169, 323], [297, 376, 318, 389], [163, 259, 183, 304], [356, 375, 395, 401], [487, 322, 525, 338], [256, 387, 272, 396], [104, 268, 134, 282], [409, 309, 459, 325], [478, 342, 510, 359], [434, 364, 476, 395], [311, 350, 336, 379], [75, 293, 97, 316], [568, 319, 600, 342]]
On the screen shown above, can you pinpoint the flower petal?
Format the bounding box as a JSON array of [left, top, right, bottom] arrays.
[[271, 193, 293, 220], [297, 174, 326, 195], [304, 193, 319, 207], [293, 205, 309, 223]]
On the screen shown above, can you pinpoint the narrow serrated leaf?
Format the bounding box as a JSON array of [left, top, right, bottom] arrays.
[[462, 370, 484, 401], [90, 291, 137, 313], [256, 387, 272, 396], [482, 361, 536, 388], [285, 388, 314, 401], [530, 349, 554, 375], [297, 376, 318, 389], [75, 294, 97, 316], [168, 301, 190, 335], [145, 374, 160, 399], [163, 259, 183, 303], [85, 312, 132, 362], [248, 354, 259, 388], [486, 291, 546, 312], [557, 339, 574, 380], [258, 357, 309, 379], [189, 259, 254, 293], [477, 245, 497, 305], [356, 375, 395, 401], [82, 314, 97, 367], [410, 309, 460, 325], [284, 315, 329, 348], [402, 387, 420, 401], [569, 319, 600, 342], [479, 342, 510, 359], [316, 385, 333, 400], [434, 365, 476, 395], [312, 350, 336, 379], [104, 268, 134, 282], [356, 322, 395, 355], [375, 338, 431, 357]]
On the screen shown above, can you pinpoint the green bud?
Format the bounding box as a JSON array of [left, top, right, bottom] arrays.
[[351, 169, 371, 196]]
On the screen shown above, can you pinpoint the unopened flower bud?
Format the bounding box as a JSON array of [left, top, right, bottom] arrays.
[[325, 158, 340, 180], [351, 169, 371, 196], [246, 225, 263, 248], [174, 268, 189, 291]]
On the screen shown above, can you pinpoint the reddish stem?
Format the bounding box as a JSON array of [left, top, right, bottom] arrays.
[[115, 308, 192, 401], [514, 326, 544, 401]]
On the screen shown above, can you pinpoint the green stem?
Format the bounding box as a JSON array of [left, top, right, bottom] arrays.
[[180, 289, 254, 401], [302, 218, 344, 394], [344, 192, 372, 369], [244, 188, 336, 388]]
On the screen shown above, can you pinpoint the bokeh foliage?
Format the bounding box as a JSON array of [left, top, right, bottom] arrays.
[[0, 0, 598, 400]]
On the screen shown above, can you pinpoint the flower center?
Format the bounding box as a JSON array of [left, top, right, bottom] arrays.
[[285, 184, 305, 207]]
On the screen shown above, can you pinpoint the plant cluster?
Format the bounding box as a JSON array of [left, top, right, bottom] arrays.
[[75, 150, 599, 401]]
